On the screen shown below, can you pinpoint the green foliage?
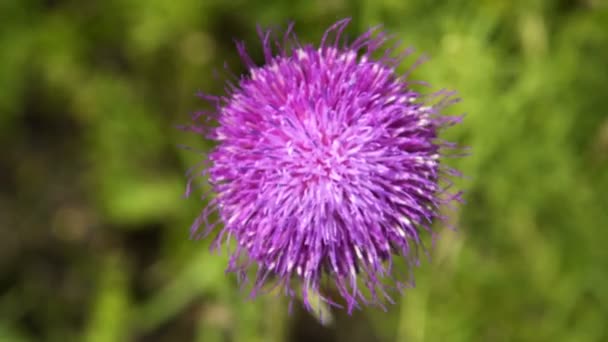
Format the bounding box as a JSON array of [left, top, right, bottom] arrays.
[[1, 0, 607, 341]]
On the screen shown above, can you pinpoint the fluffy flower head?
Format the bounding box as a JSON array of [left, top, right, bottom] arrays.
[[186, 19, 463, 313]]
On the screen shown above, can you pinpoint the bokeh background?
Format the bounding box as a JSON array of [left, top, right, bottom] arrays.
[[2, 0, 607, 341]]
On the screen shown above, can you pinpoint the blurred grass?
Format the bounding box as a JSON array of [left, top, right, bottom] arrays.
[[1, 0, 607, 341]]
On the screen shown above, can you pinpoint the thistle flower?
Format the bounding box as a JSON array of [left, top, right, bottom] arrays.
[[186, 18, 463, 314]]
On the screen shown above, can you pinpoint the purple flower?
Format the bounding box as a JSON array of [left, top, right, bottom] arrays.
[[186, 18, 463, 314]]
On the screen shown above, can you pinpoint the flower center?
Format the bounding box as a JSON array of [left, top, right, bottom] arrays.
[[285, 129, 349, 186]]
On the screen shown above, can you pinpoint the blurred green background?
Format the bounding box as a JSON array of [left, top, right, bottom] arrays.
[[1, 0, 607, 341]]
